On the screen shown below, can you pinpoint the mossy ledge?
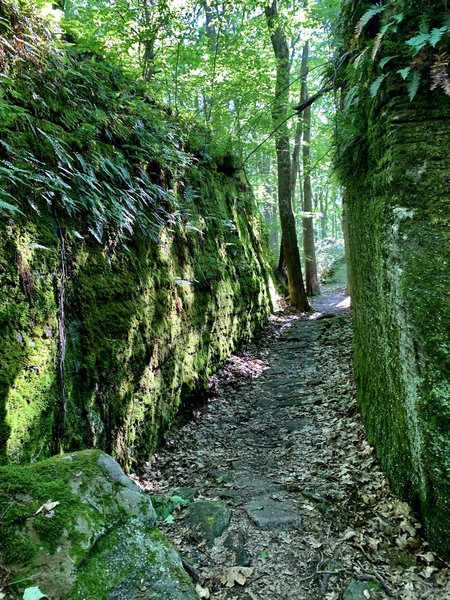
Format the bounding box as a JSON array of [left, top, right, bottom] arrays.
[[0, 2, 274, 468], [337, 1, 450, 559]]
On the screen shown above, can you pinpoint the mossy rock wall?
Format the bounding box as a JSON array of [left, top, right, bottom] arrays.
[[0, 171, 274, 467], [338, 2, 450, 558], [0, 2, 274, 469]]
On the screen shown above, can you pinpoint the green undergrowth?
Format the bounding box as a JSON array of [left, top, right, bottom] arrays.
[[0, 1, 274, 468]]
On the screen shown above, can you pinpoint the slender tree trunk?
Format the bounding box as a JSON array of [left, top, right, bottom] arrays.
[[291, 116, 302, 205], [265, 1, 310, 311], [300, 40, 320, 296], [141, 0, 157, 82]]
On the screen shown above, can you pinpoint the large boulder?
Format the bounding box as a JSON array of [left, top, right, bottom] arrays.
[[0, 450, 196, 599]]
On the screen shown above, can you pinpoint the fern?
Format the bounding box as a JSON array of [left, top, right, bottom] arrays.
[[0, 198, 24, 215], [379, 56, 397, 69], [355, 5, 386, 39], [430, 53, 450, 96], [369, 74, 386, 98], [406, 33, 430, 54], [430, 26, 448, 48], [398, 67, 411, 80], [407, 70, 421, 101]]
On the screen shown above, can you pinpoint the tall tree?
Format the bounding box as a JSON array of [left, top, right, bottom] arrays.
[[265, 0, 310, 311], [300, 39, 320, 296]]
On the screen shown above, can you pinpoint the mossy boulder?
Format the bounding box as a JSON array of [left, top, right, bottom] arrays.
[[0, 450, 195, 599], [186, 500, 231, 545]]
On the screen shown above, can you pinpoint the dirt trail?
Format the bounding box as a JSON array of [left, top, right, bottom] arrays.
[[134, 287, 450, 599]]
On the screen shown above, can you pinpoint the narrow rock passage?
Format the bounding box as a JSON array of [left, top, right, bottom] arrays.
[[135, 287, 450, 600]]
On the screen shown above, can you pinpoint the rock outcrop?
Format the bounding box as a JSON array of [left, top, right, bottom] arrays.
[[0, 450, 197, 599], [337, 0, 450, 558]]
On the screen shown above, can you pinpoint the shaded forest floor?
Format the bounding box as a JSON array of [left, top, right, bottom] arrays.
[[133, 287, 450, 599]]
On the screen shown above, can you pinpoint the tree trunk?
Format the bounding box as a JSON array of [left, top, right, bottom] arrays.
[[265, 1, 310, 311], [300, 40, 320, 296], [141, 0, 157, 82]]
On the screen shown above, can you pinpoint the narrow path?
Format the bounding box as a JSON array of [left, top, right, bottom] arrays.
[[134, 287, 449, 599]]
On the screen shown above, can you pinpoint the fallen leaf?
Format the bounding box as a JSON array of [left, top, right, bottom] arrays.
[[195, 583, 210, 598], [34, 500, 60, 516], [417, 551, 434, 563], [422, 565, 438, 579], [23, 587, 47, 600], [219, 566, 254, 588]]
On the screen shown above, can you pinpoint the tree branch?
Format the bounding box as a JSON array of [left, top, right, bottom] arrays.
[[294, 85, 333, 113]]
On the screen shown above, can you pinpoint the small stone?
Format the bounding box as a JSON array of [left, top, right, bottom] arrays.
[[187, 500, 231, 544], [244, 498, 302, 530], [343, 580, 382, 600]]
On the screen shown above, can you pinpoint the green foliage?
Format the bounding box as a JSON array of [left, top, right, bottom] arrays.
[[0, 0, 211, 244], [369, 74, 385, 98], [354, 4, 386, 39], [407, 70, 422, 101], [340, 2, 450, 105], [152, 494, 190, 524]]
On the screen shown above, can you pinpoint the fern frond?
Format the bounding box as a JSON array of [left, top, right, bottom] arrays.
[[407, 70, 421, 101], [430, 53, 450, 96], [0, 198, 24, 215], [355, 5, 386, 39], [370, 74, 385, 98], [430, 26, 449, 48]]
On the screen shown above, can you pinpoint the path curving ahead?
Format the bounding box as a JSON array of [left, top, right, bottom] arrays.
[[136, 287, 449, 600]]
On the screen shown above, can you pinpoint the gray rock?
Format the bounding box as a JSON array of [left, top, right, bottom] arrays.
[[343, 580, 383, 600], [244, 498, 302, 530], [187, 500, 231, 543], [224, 532, 252, 567], [69, 519, 197, 600], [98, 452, 140, 491], [0, 450, 194, 600]]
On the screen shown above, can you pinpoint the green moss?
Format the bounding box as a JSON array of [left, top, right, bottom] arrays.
[[338, 0, 450, 559], [0, 451, 105, 572], [0, 3, 274, 472], [70, 523, 196, 600]]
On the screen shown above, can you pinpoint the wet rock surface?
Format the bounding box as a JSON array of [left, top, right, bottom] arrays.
[[136, 287, 450, 599]]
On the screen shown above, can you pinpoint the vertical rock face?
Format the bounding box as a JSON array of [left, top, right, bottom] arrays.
[[338, 1, 450, 558], [0, 173, 274, 467], [0, 4, 275, 468]]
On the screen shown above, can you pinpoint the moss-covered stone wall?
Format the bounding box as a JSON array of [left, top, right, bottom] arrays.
[[337, 2, 450, 558], [0, 2, 274, 469], [0, 170, 274, 468]]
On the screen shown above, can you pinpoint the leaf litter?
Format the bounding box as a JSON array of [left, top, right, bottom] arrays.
[[133, 287, 450, 599]]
